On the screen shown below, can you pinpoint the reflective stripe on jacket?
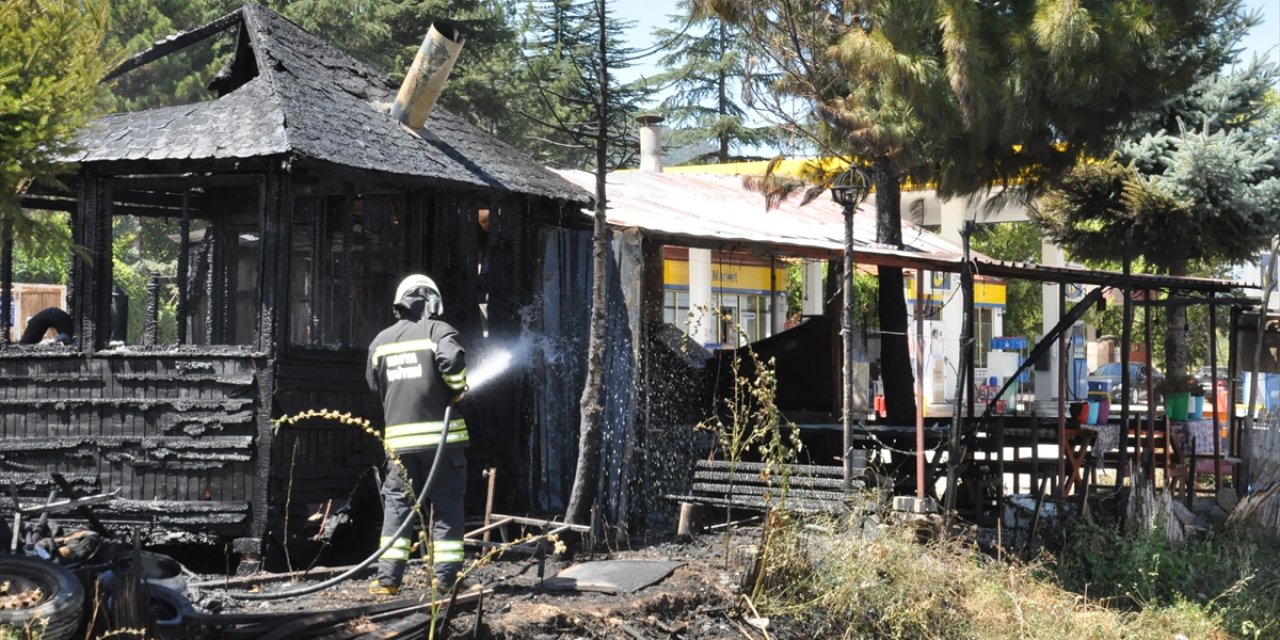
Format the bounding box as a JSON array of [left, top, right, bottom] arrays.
[[385, 418, 470, 450], [367, 315, 468, 453]]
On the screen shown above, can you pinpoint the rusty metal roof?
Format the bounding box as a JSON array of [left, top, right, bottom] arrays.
[[68, 5, 587, 203], [551, 169, 1254, 293]]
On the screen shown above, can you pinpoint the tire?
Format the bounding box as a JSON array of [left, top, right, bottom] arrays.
[[18, 308, 74, 345], [0, 555, 86, 640], [147, 584, 194, 638]]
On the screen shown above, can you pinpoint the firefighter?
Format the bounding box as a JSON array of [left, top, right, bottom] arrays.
[[366, 274, 470, 597]]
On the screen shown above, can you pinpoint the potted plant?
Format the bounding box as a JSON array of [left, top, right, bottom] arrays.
[[1188, 377, 1206, 418], [1156, 375, 1199, 421]]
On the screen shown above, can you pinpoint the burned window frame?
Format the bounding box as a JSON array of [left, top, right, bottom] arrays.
[[286, 185, 410, 353], [42, 172, 271, 354]]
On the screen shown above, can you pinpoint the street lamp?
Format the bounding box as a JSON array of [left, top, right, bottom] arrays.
[[832, 167, 871, 491]]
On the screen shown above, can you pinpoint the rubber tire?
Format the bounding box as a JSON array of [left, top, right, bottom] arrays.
[[0, 555, 86, 640], [147, 583, 194, 638], [18, 307, 73, 345]]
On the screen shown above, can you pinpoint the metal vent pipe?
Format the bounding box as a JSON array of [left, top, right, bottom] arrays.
[[636, 114, 664, 173], [391, 21, 464, 129]]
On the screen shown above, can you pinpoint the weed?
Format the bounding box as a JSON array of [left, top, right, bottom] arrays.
[[691, 307, 804, 567], [751, 501, 1259, 639], [1056, 519, 1280, 638]]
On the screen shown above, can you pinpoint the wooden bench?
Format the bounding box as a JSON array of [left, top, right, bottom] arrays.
[[666, 456, 866, 534]]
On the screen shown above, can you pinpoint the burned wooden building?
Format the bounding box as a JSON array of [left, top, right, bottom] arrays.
[[5, 5, 596, 562]]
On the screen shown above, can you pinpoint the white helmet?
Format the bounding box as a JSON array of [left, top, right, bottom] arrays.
[[394, 274, 443, 315]]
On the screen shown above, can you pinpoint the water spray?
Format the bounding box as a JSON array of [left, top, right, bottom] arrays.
[[217, 347, 521, 601]]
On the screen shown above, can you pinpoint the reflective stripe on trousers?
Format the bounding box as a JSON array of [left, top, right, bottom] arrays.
[[432, 539, 465, 564], [378, 536, 413, 561]]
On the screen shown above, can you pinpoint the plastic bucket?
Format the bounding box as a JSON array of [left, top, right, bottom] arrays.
[[1095, 398, 1110, 423], [1166, 392, 1190, 421], [1087, 401, 1100, 425], [1070, 401, 1088, 424], [1192, 395, 1204, 417]]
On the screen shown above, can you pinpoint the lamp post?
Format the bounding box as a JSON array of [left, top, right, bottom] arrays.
[[832, 167, 871, 491]]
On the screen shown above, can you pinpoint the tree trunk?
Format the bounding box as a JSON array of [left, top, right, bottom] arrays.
[[565, 0, 610, 526], [873, 158, 916, 424], [1164, 260, 1189, 389]]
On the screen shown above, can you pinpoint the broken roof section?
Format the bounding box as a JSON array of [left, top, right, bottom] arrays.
[[70, 4, 586, 203]]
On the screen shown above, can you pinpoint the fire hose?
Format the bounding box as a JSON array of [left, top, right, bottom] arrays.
[[218, 403, 456, 601]]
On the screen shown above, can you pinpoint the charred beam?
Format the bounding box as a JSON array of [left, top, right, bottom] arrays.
[[103, 11, 243, 83]]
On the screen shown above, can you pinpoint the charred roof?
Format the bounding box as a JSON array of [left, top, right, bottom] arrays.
[[70, 4, 587, 203]]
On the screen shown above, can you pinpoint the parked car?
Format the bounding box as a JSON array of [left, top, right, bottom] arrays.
[[1087, 362, 1164, 404], [1193, 365, 1237, 395]]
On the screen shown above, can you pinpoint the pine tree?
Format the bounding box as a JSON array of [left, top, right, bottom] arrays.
[[1, 0, 111, 238], [1034, 55, 1280, 384], [704, 0, 1246, 423], [644, 1, 777, 164], [379, 0, 528, 140], [517, 0, 643, 169]]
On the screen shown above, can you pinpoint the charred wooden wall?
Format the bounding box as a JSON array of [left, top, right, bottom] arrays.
[[0, 351, 263, 538]]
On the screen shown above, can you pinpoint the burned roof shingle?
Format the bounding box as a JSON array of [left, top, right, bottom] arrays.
[[70, 4, 586, 203]]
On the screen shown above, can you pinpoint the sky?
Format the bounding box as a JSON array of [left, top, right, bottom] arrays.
[[611, 0, 1280, 92]]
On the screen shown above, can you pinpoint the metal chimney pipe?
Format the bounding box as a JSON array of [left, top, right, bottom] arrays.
[[636, 114, 664, 173], [391, 22, 465, 130]]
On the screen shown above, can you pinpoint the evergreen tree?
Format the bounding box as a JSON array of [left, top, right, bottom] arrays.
[[1, 0, 111, 239], [102, 0, 214, 112], [704, 0, 1245, 423], [1034, 55, 1280, 385], [517, 0, 643, 169], [381, 0, 528, 140], [644, 0, 777, 163]]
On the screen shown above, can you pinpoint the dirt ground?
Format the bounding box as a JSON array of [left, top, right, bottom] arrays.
[[199, 529, 783, 639]]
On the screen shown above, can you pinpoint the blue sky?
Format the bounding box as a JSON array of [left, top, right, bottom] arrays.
[[613, 0, 1280, 86]]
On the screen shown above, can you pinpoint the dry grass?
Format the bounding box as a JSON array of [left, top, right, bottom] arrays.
[[754, 512, 1248, 639]]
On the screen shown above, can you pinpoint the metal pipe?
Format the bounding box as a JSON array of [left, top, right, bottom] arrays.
[[636, 115, 664, 173], [915, 269, 925, 499], [391, 22, 464, 130], [842, 203, 854, 492], [1057, 281, 1065, 497]]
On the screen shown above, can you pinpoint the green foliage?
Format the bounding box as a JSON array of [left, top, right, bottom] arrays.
[[1, 0, 111, 238], [1034, 29, 1280, 273], [971, 222, 1043, 342], [1056, 521, 1280, 638], [645, 0, 779, 164], [379, 0, 528, 140], [102, 0, 216, 112], [516, 0, 644, 169], [111, 216, 178, 344], [12, 211, 71, 284]]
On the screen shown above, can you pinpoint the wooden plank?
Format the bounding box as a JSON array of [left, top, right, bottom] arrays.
[[690, 482, 857, 503], [665, 493, 850, 514], [691, 471, 852, 491], [693, 459, 854, 478]]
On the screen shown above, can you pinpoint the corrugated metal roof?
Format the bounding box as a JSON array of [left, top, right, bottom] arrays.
[[551, 168, 1254, 293], [551, 169, 964, 257]]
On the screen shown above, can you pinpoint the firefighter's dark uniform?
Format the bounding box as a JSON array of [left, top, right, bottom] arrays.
[[366, 285, 469, 592]]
